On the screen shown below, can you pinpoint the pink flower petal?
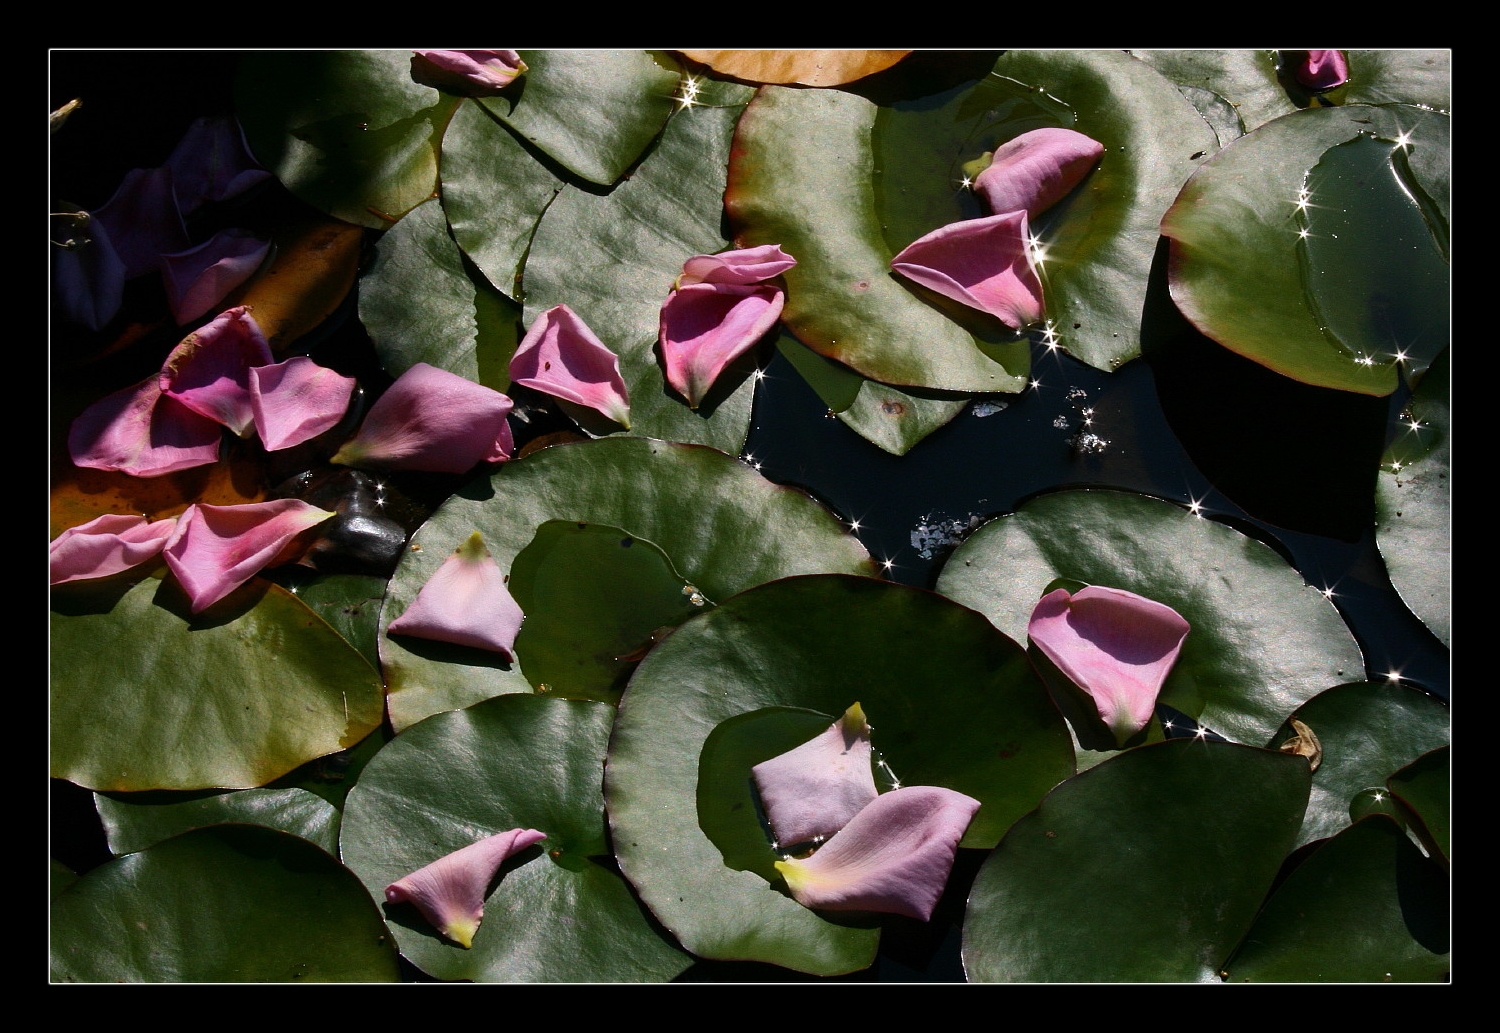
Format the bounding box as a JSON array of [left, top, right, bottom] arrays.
[[752, 703, 878, 849], [890, 211, 1044, 330], [659, 282, 783, 408], [164, 116, 273, 215], [161, 230, 270, 327], [331, 363, 514, 475], [162, 499, 335, 613], [510, 304, 631, 427], [159, 306, 274, 436], [679, 244, 797, 287], [250, 357, 357, 451], [973, 127, 1105, 220], [410, 50, 527, 94], [1295, 50, 1349, 92], [49, 513, 178, 585], [387, 531, 525, 658], [774, 786, 980, 921], [92, 165, 189, 281], [67, 375, 223, 478], [386, 828, 547, 948], [1026, 585, 1191, 746]]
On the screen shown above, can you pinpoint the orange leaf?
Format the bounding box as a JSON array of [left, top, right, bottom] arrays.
[[676, 50, 910, 88]]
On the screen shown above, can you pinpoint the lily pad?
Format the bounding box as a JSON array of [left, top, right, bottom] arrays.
[[1128, 49, 1294, 138], [934, 489, 1365, 745], [963, 739, 1310, 982], [96, 787, 342, 857], [1388, 746, 1449, 869], [339, 694, 690, 982], [605, 574, 1074, 976]]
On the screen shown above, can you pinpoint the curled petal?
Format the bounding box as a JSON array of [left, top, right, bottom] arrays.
[[1027, 585, 1190, 746], [92, 166, 189, 280], [774, 786, 981, 921], [752, 702, 878, 848], [161, 230, 270, 326], [386, 828, 547, 948], [510, 304, 631, 427], [659, 282, 783, 408], [387, 531, 525, 659], [160, 305, 274, 436], [678, 244, 797, 287], [1295, 50, 1349, 92], [331, 363, 514, 474], [68, 375, 222, 478], [973, 127, 1104, 219], [411, 50, 527, 94], [890, 211, 1044, 330], [162, 499, 335, 613], [250, 357, 357, 451], [164, 116, 273, 214], [50, 514, 178, 585]]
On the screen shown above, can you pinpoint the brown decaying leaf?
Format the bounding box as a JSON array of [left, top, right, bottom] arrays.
[[222, 211, 365, 356], [1277, 716, 1323, 772], [676, 50, 910, 88]]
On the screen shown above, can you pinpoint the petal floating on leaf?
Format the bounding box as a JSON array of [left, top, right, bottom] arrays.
[[161, 229, 270, 326], [1026, 585, 1190, 747], [159, 305, 273, 436], [67, 375, 223, 478], [678, 244, 797, 287], [162, 499, 335, 613], [889, 211, 1044, 330], [752, 702, 878, 848], [659, 282, 783, 408], [249, 357, 357, 451], [331, 363, 514, 474], [972, 127, 1105, 220], [163, 115, 273, 214], [385, 828, 547, 948], [49, 513, 178, 585], [387, 531, 525, 658], [510, 304, 631, 427], [774, 785, 981, 921], [410, 49, 527, 94], [1295, 50, 1349, 92]]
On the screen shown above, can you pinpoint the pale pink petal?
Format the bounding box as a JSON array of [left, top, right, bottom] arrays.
[[890, 211, 1044, 330], [1027, 585, 1191, 746], [162, 499, 335, 613], [510, 304, 631, 427], [250, 357, 357, 451], [331, 363, 514, 475], [49, 513, 178, 585], [161, 230, 271, 326], [411, 50, 527, 94], [775, 786, 980, 921], [164, 115, 273, 214], [679, 244, 797, 287], [68, 375, 223, 478], [387, 531, 525, 659], [751, 702, 878, 849], [385, 828, 547, 948], [973, 127, 1105, 219], [92, 166, 189, 280], [1296, 50, 1349, 92], [659, 282, 783, 408], [159, 306, 274, 436]]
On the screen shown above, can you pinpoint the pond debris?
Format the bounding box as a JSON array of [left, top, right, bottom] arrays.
[[910, 511, 983, 560], [971, 399, 1009, 418]]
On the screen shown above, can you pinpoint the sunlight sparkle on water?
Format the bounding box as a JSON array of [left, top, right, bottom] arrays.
[[1383, 669, 1405, 684], [674, 75, 703, 110], [1393, 126, 1414, 151], [1186, 496, 1206, 519], [957, 174, 973, 191], [1028, 233, 1050, 266]]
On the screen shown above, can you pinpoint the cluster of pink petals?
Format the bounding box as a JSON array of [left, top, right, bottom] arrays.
[[1027, 584, 1191, 747], [387, 531, 526, 659], [1295, 50, 1350, 92], [162, 499, 335, 613], [510, 305, 631, 427], [411, 50, 527, 94], [49, 513, 178, 585], [159, 305, 274, 436], [386, 828, 547, 948], [331, 363, 514, 475]]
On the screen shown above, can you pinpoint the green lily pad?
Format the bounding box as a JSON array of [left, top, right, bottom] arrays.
[[605, 574, 1074, 976], [52, 576, 385, 791], [963, 739, 1310, 982], [1221, 815, 1449, 982], [51, 860, 77, 900], [934, 489, 1364, 745], [266, 570, 389, 672], [1388, 746, 1449, 869], [379, 437, 875, 731], [96, 787, 342, 857], [1128, 49, 1294, 137], [236, 50, 459, 229], [51, 825, 400, 982], [1340, 50, 1452, 111], [340, 694, 690, 982]]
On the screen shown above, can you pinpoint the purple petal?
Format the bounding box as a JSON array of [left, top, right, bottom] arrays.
[[678, 244, 797, 287], [510, 304, 631, 427], [331, 363, 514, 475], [249, 357, 357, 451], [1295, 50, 1350, 92], [774, 786, 981, 921], [387, 531, 525, 658], [67, 375, 223, 478], [92, 166, 189, 280], [159, 306, 274, 436], [162, 499, 335, 613], [890, 211, 1044, 330], [164, 116, 273, 214], [751, 703, 879, 848], [53, 213, 125, 331], [386, 828, 546, 948], [160, 230, 270, 326], [973, 127, 1104, 219], [659, 282, 783, 408], [50, 513, 178, 585], [1027, 585, 1191, 746], [410, 50, 527, 94]]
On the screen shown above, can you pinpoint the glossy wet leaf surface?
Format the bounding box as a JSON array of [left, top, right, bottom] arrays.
[[96, 786, 341, 856], [1388, 746, 1449, 868]]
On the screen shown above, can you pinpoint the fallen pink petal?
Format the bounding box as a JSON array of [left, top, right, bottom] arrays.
[[161, 229, 270, 326], [68, 375, 223, 478], [774, 785, 981, 921], [387, 531, 526, 658], [659, 282, 784, 408], [678, 244, 797, 287], [411, 49, 527, 94], [159, 305, 273, 436], [331, 363, 515, 474], [162, 499, 336, 613], [49, 513, 178, 585], [890, 211, 1044, 330], [752, 703, 879, 849], [1027, 584, 1191, 747], [386, 828, 547, 948], [1296, 50, 1350, 92], [973, 127, 1105, 219], [510, 304, 631, 427], [250, 357, 357, 451]]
